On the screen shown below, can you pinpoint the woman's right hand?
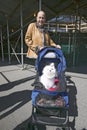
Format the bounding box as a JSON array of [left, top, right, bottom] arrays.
[[56, 45, 61, 49]]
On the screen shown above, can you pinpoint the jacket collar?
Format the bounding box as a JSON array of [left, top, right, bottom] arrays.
[[36, 22, 46, 32]]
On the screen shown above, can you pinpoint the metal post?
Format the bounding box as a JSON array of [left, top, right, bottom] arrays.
[[0, 26, 4, 62], [39, 0, 42, 11], [68, 32, 71, 54], [20, 0, 24, 68], [73, 2, 79, 67], [55, 17, 57, 33], [6, 16, 11, 64]]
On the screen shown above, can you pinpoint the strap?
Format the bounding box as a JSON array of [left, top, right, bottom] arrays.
[[42, 29, 46, 47]]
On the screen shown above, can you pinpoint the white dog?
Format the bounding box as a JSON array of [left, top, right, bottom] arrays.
[[40, 63, 59, 91]]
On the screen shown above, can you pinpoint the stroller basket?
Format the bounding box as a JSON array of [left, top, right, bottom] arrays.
[[32, 89, 69, 108], [32, 110, 68, 126]]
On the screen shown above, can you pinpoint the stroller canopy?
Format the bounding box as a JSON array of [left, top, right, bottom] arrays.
[[35, 47, 66, 75]]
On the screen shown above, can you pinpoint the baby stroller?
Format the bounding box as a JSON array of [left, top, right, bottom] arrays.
[[30, 47, 69, 130]]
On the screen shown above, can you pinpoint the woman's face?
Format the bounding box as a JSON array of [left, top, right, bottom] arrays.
[[36, 11, 46, 27]]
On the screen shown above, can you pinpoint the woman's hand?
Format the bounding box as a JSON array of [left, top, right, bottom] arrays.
[[39, 46, 44, 50], [56, 45, 61, 49]]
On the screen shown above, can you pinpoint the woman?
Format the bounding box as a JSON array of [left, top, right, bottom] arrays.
[[25, 10, 61, 58]]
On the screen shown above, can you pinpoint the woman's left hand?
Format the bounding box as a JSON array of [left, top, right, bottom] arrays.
[[56, 45, 61, 49]]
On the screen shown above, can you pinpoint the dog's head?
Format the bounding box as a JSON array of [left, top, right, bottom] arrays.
[[42, 63, 57, 79]]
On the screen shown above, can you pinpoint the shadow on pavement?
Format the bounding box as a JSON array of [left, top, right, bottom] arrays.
[[0, 75, 36, 91], [0, 90, 32, 120], [13, 116, 46, 130], [0, 75, 36, 120]]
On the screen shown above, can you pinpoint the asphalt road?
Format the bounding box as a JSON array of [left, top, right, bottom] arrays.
[[0, 62, 87, 130]]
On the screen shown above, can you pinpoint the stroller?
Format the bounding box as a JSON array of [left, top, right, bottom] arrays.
[[30, 47, 69, 130]]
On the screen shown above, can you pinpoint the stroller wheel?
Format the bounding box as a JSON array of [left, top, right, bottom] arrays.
[[28, 125, 38, 130], [28, 124, 38, 130], [28, 122, 37, 130], [27, 117, 38, 130]]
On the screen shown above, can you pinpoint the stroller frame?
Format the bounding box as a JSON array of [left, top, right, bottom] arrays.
[[30, 47, 70, 130]]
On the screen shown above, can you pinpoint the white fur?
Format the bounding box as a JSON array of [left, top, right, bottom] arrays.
[[40, 63, 57, 89]]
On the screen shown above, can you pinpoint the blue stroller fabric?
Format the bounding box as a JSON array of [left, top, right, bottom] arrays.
[[35, 47, 66, 75]]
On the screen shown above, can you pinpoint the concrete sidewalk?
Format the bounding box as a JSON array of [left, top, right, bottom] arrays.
[[0, 62, 87, 130]]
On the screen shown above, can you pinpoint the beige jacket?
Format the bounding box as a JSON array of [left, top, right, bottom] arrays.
[[25, 22, 56, 58]]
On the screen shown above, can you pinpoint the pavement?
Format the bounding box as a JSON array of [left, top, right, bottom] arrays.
[[0, 60, 87, 130]]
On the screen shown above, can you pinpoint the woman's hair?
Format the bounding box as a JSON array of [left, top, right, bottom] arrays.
[[36, 10, 46, 19]]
